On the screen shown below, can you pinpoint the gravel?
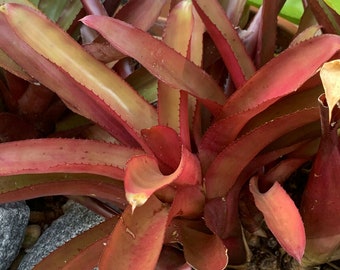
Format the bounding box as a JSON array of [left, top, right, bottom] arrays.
[[18, 200, 104, 270], [0, 201, 30, 270]]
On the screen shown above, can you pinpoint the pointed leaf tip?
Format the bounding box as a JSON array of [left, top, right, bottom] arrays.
[[320, 60, 340, 123], [126, 192, 148, 213], [249, 177, 306, 263]]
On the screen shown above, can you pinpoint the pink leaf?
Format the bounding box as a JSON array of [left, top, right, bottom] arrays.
[[0, 138, 143, 179], [249, 176, 306, 263]]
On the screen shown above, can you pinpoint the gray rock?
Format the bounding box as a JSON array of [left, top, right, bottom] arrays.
[[0, 201, 30, 270], [18, 200, 105, 270]]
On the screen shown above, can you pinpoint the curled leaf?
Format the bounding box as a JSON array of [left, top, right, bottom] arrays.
[[125, 145, 201, 211], [249, 177, 306, 263]]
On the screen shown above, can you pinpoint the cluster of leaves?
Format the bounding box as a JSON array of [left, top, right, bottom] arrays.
[[0, 0, 339, 269]]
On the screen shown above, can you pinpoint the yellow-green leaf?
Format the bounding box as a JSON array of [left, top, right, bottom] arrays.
[[324, 0, 340, 15]]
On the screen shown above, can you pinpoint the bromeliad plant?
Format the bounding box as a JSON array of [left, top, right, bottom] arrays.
[[0, 0, 339, 269]]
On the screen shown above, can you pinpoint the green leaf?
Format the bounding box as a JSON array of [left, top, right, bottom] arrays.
[[307, 0, 340, 34], [55, 0, 82, 31], [38, 0, 69, 22], [324, 0, 340, 15], [248, 0, 304, 24], [125, 67, 158, 104]]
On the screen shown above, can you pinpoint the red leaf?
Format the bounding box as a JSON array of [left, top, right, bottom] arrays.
[[124, 144, 201, 210], [167, 220, 228, 270], [255, 0, 286, 67], [34, 216, 119, 270], [156, 246, 190, 270], [0, 4, 157, 147], [221, 35, 340, 118], [81, 15, 226, 115], [0, 113, 38, 142], [99, 195, 169, 269], [168, 185, 205, 221], [115, 0, 167, 30], [204, 181, 247, 264], [204, 108, 319, 199], [300, 95, 340, 265], [157, 0, 194, 133], [249, 177, 306, 263], [84, 0, 168, 62], [198, 35, 340, 158], [193, 0, 256, 88], [141, 125, 181, 174], [0, 173, 127, 207]]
